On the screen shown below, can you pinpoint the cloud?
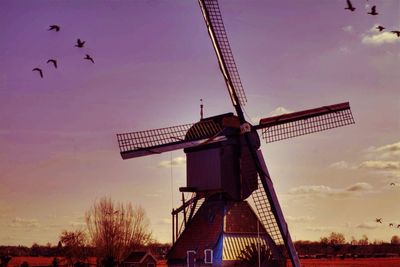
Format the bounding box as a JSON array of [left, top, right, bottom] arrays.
[[338, 46, 351, 55], [157, 218, 171, 225], [305, 226, 336, 232], [367, 141, 400, 160], [362, 32, 399, 45], [359, 161, 400, 171], [342, 25, 353, 33], [355, 222, 379, 230], [144, 193, 161, 198], [329, 160, 355, 170], [251, 107, 294, 123], [69, 221, 86, 227], [346, 182, 373, 192], [286, 216, 315, 223], [288, 182, 373, 197], [268, 107, 293, 117], [158, 156, 186, 168], [9, 217, 40, 228]]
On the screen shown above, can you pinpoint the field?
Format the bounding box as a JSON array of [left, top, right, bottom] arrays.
[[293, 258, 400, 267], [8, 257, 400, 267]]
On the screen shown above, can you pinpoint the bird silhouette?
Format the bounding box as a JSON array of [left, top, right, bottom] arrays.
[[84, 54, 94, 64], [32, 68, 43, 78], [75, 39, 85, 48], [345, 0, 356, 12], [391, 31, 400, 37], [47, 59, 57, 69], [389, 223, 394, 227], [48, 25, 60, 32], [376, 26, 385, 32], [376, 218, 382, 223], [390, 182, 396, 186], [368, 5, 378, 15]]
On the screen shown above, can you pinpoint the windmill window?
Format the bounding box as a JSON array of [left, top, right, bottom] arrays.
[[187, 250, 196, 267], [204, 249, 213, 264]]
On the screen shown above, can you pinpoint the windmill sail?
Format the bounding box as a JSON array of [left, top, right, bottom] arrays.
[[117, 119, 223, 159], [256, 102, 355, 143], [198, 0, 247, 110], [199, 1, 302, 266]]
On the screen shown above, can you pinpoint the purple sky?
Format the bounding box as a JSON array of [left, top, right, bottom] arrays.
[[0, 0, 399, 246]]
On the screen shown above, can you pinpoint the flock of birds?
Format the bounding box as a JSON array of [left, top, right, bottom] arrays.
[[344, 0, 400, 235], [375, 218, 400, 229], [375, 183, 398, 230], [32, 25, 95, 79], [345, 0, 400, 37]]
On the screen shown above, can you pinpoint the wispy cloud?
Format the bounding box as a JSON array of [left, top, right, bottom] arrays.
[[342, 25, 353, 33], [329, 160, 355, 170], [305, 226, 336, 232], [288, 182, 373, 197], [268, 107, 293, 117], [69, 221, 86, 227], [158, 156, 186, 168], [251, 107, 294, 123], [355, 222, 379, 230], [9, 217, 40, 228], [362, 30, 399, 45], [366, 141, 400, 160], [338, 46, 351, 55], [157, 218, 171, 225], [359, 161, 400, 171], [286, 215, 315, 223]]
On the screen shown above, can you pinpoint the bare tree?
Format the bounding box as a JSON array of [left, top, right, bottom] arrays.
[[328, 232, 346, 245], [59, 230, 88, 266], [85, 197, 152, 267]]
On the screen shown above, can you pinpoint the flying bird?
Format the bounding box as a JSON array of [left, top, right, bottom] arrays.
[[390, 182, 396, 186], [389, 223, 394, 227], [48, 25, 60, 32], [75, 38, 85, 48], [84, 54, 94, 64], [368, 5, 378, 15], [376, 218, 382, 223], [376, 26, 385, 32], [345, 0, 356, 12], [391, 31, 400, 37], [32, 68, 43, 78], [47, 59, 57, 69]]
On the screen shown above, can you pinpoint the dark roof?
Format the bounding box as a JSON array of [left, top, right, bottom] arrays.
[[225, 201, 267, 234], [167, 199, 268, 261], [167, 199, 225, 260], [125, 251, 155, 263]]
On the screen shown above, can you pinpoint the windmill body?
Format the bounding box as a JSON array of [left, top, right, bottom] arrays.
[[117, 1, 355, 266], [184, 113, 258, 201]]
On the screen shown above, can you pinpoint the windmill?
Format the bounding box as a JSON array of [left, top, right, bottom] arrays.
[[117, 1, 355, 266]]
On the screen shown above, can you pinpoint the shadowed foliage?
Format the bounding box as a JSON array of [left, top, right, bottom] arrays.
[[237, 243, 285, 267]]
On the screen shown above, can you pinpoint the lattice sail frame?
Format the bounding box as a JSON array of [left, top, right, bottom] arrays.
[[259, 102, 355, 143], [117, 120, 223, 159], [199, 0, 247, 107]]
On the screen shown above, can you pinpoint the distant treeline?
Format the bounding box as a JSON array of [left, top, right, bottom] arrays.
[[0, 243, 169, 258], [0, 245, 96, 258], [294, 241, 400, 258]]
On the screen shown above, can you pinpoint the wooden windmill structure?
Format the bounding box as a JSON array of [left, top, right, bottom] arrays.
[[117, 1, 355, 266]]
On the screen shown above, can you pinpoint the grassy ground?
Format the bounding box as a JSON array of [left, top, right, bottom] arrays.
[[292, 258, 400, 267]]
